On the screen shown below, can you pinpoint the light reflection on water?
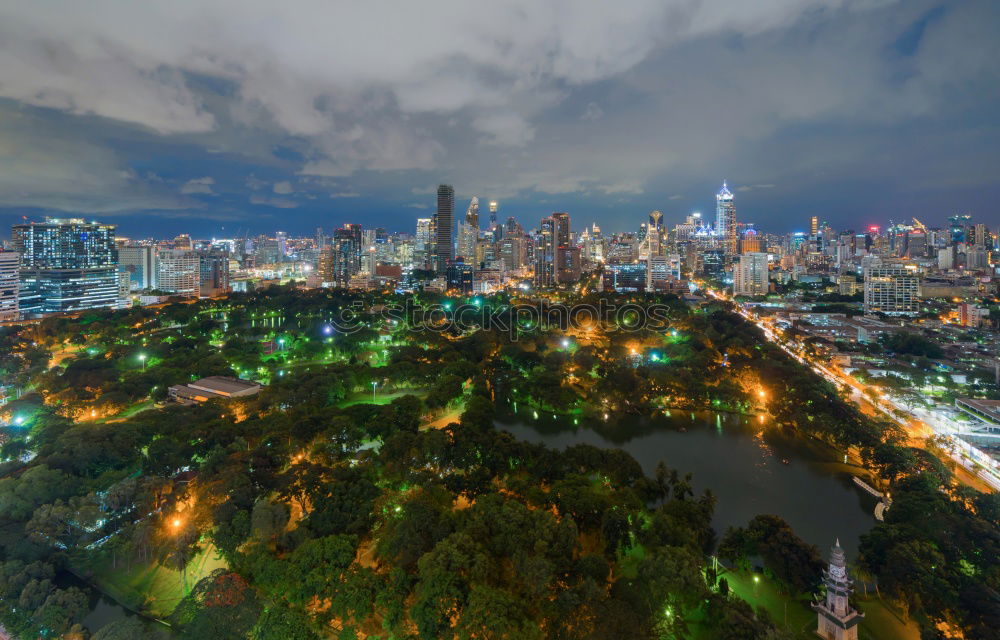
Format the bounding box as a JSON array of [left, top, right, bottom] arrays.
[[495, 409, 876, 557]]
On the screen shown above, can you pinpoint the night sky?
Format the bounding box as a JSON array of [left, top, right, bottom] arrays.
[[0, 0, 997, 238]]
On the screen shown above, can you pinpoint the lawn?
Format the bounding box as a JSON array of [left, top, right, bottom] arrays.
[[720, 568, 919, 640], [73, 543, 228, 620], [338, 387, 427, 408]]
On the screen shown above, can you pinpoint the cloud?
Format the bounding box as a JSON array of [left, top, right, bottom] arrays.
[[0, 1, 998, 232], [668, 194, 684, 200], [0, 105, 187, 213], [330, 191, 360, 198], [581, 102, 604, 121], [405, 203, 429, 209], [244, 176, 268, 190], [599, 179, 644, 195], [272, 180, 294, 194], [250, 195, 298, 208], [180, 176, 215, 194]]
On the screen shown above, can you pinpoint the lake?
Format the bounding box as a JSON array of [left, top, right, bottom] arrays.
[[496, 409, 877, 558]]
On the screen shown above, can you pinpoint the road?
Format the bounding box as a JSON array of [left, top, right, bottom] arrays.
[[703, 287, 1000, 491]]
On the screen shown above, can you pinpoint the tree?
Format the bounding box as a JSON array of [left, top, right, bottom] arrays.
[[34, 586, 89, 635], [250, 500, 289, 542], [250, 603, 319, 640], [455, 585, 543, 640]]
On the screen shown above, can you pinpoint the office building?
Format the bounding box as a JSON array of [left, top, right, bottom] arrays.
[[550, 212, 579, 284], [457, 197, 479, 261], [734, 252, 769, 296], [716, 182, 737, 256], [863, 263, 920, 315], [199, 251, 230, 297], [13, 217, 118, 314], [434, 184, 455, 272], [156, 249, 200, 295], [602, 262, 646, 292], [0, 251, 19, 321], [119, 244, 156, 289], [445, 258, 474, 293], [535, 216, 555, 287]]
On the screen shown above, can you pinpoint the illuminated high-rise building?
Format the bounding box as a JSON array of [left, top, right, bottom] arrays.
[[13, 217, 118, 315], [0, 250, 19, 321], [457, 197, 479, 261], [434, 184, 455, 272], [489, 200, 499, 231], [198, 251, 230, 297], [734, 252, 769, 296], [118, 245, 156, 289], [156, 249, 200, 295], [535, 216, 555, 287], [648, 210, 664, 255], [715, 182, 737, 256], [863, 263, 919, 315], [740, 226, 761, 254]]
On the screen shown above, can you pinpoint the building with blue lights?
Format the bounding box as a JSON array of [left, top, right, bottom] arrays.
[[12, 218, 118, 315]]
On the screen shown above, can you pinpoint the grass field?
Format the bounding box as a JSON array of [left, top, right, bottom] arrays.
[[722, 568, 919, 640], [74, 544, 228, 620]]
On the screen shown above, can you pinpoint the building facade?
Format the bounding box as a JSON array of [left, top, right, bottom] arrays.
[[0, 251, 19, 321], [12, 218, 118, 314], [434, 184, 455, 273], [863, 263, 920, 315], [715, 182, 737, 256], [156, 249, 200, 295], [734, 252, 769, 296]]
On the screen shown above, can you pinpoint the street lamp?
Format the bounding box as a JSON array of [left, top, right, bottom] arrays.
[[372, 381, 377, 403], [139, 353, 147, 371]]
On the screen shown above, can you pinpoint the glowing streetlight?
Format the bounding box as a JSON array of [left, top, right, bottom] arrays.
[[372, 381, 378, 403], [561, 338, 570, 348], [139, 353, 147, 371], [171, 517, 182, 530]]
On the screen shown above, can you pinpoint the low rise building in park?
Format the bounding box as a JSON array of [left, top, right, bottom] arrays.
[[168, 376, 262, 405]]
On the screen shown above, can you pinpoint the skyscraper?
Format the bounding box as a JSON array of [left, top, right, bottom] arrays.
[[550, 212, 579, 284], [457, 197, 479, 262], [535, 216, 555, 287], [156, 249, 200, 295], [734, 252, 769, 296], [810, 216, 819, 236], [648, 210, 664, 256], [434, 184, 455, 272], [12, 217, 118, 315], [489, 200, 499, 231], [118, 244, 156, 289], [715, 182, 737, 256], [0, 250, 19, 321], [199, 251, 231, 297], [863, 263, 920, 315]]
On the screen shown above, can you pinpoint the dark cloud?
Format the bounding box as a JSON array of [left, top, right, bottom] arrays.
[[0, 0, 996, 236]]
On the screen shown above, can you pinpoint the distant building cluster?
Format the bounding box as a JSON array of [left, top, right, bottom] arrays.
[[1, 183, 997, 322]]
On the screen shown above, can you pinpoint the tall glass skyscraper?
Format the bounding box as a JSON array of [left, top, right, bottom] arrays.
[[715, 181, 737, 256], [12, 218, 118, 315], [434, 184, 455, 272]]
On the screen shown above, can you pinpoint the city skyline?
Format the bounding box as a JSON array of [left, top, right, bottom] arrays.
[[0, 1, 998, 237]]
